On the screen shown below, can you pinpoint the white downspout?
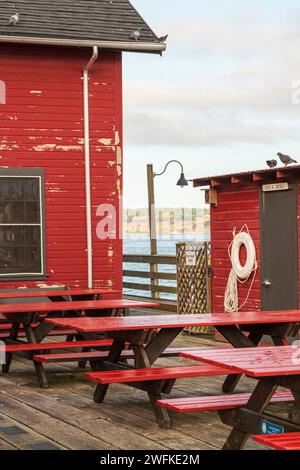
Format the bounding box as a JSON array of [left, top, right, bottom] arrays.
[[83, 46, 98, 289]]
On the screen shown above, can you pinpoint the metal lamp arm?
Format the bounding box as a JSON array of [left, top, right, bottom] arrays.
[[154, 160, 184, 177]]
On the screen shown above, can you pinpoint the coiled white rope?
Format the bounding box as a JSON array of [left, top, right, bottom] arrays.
[[224, 225, 258, 313]]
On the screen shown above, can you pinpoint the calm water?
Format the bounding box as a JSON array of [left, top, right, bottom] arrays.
[[123, 234, 210, 300]]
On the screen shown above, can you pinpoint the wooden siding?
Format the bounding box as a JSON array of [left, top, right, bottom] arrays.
[[0, 44, 123, 292], [210, 186, 261, 313]]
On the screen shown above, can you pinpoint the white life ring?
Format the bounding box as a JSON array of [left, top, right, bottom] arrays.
[[230, 232, 256, 280]]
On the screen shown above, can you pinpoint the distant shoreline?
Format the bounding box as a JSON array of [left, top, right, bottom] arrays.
[[123, 207, 210, 237]]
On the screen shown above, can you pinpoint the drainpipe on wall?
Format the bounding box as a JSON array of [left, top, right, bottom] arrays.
[[83, 46, 98, 289]]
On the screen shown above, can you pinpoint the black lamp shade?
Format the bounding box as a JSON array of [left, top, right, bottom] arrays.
[[177, 172, 189, 188]]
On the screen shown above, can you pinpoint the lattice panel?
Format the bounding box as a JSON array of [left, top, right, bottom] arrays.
[[176, 242, 211, 334]]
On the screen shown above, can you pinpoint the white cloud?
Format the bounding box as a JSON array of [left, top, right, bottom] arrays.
[[124, 80, 296, 111], [125, 110, 300, 146], [124, 10, 300, 147], [122, 2, 300, 207]]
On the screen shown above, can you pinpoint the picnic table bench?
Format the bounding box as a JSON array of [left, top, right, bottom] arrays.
[[0, 299, 159, 387], [0, 287, 120, 303], [253, 432, 300, 450], [46, 311, 300, 428], [158, 389, 294, 413], [180, 345, 300, 450], [0, 287, 120, 338]]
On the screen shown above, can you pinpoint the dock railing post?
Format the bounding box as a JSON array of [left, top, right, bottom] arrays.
[[147, 164, 159, 299]]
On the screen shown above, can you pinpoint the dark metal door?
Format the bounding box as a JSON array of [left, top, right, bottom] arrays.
[[260, 185, 298, 311]]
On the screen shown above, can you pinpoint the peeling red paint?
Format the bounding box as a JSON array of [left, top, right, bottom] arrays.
[[0, 44, 123, 292]]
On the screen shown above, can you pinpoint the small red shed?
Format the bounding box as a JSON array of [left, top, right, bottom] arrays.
[[0, 1, 165, 292], [193, 165, 300, 314]]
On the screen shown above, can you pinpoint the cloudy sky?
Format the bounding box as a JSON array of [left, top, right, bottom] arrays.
[[122, 0, 300, 208]]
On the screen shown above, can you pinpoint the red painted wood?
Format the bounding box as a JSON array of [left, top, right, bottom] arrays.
[[253, 433, 300, 450], [210, 186, 261, 313], [45, 311, 300, 333], [0, 323, 40, 330], [0, 288, 120, 300], [181, 345, 300, 378], [34, 350, 135, 363], [210, 184, 300, 317], [4, 339, 113, 353], [0, 299, 159, 315], [32, 346, 213, 363], [0, 329, 77, 339], [0, 44, 123, 292], [157, 389, 294, 413], [85, 365, 234, 384]]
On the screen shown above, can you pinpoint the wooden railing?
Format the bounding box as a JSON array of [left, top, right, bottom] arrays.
[[123, 254, 177, 312], [123, 243, 212, 316]]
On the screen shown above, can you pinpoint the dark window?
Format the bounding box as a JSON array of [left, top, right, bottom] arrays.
[[0, 170, 45, 277]]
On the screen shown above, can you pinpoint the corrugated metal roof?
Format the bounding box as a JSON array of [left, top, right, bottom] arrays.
[[193, 165, 300, 188], [0, 0, 163, 52]]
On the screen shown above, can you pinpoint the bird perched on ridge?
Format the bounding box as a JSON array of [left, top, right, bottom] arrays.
[[155, 34, 168, 43], [277, 152, 298, 166], [266, 159, 277, 168], [129, 28, 142, 41], [8, 12, 19, 26]]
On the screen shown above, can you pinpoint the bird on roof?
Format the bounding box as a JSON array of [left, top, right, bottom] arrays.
[[129, 28, 142, 41], [277, 152, 298, 166], [8, 12, 19, 26], [155, 35, 168, 43], [266, 159, 277, 169]]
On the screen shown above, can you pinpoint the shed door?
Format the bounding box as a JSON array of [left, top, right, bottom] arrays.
[[260, 185, 298, 311]]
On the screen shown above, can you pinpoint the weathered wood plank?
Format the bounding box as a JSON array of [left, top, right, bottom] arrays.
[[0, 412, 64, 450], [0, 390, 116, 450], [0, 331, 268, 451], [0, 376, 166, 451], [124, 282, 177, 294], [123, 270, 177, 281], [7, 360, 216, 450], [124, 254, 177, 265]]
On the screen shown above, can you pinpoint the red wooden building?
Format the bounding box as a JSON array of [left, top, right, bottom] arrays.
[[193, 165, 300, 313], [0, 1, 165, 292]]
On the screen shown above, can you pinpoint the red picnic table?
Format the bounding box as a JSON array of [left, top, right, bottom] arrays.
[[181, 345, 300, 450], [0, 299, 159, 387], [45, 311, 300, 428], [0, 287, 120, 302], [0, 287, 120, 333]]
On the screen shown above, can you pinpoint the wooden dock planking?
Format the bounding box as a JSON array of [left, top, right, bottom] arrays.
[[0, 413, 65, 450], [0, 332, 289, 450], [1, 363, 214, 451]]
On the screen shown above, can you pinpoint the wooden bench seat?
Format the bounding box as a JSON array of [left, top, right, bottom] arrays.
[[253, 432, 300, 450], [0, 322, 45, 334], [0, 329, 78, 339], [32, 346, 201, 363], [2, 339, 113, 353], [85, 364, 234, 385], [34, 350, 134, 363], [0, 323, 39, 330], [157, 389, 294, 412]]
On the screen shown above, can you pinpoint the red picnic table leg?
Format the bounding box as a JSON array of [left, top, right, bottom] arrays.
[[91, 327, 184, 429], [2, 320, 20, 374], [93, 339, 126, 403], [222, 379, 277, 450], [220, 375, 300, 450]]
